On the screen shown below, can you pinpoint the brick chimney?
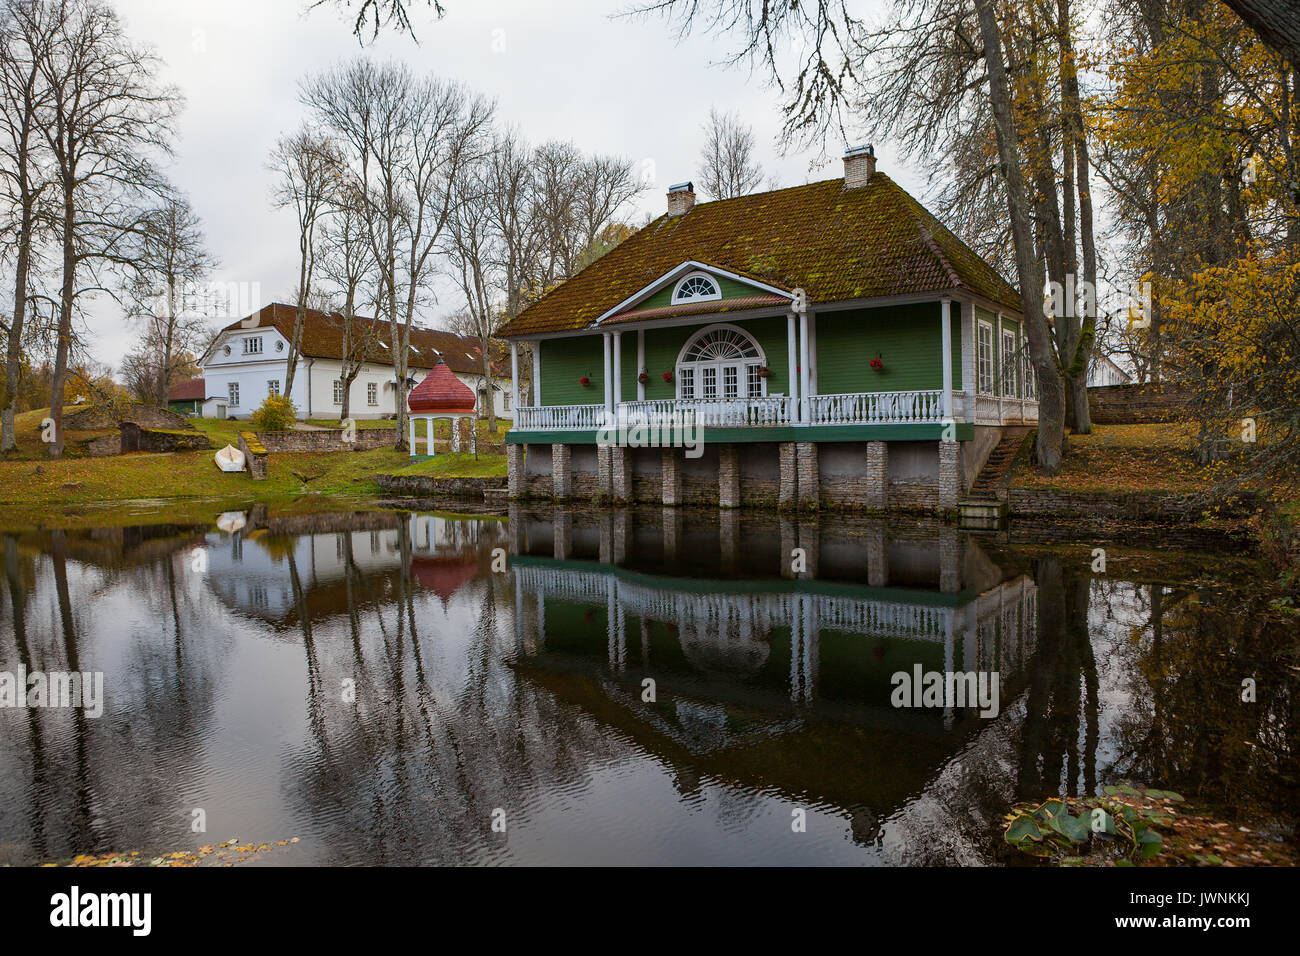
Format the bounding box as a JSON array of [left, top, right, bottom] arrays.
[[667, 181, 696, 216], [843, 144, 876, 188]]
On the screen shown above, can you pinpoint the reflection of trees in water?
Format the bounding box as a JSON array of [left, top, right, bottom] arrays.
[[881, 556, 1298, 862], [280, 518, 621, 865], [1104, 582, 1297, 815], [0, 530, 229, 864]]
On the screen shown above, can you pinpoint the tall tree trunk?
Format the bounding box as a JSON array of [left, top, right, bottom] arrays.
[[2, 198, 33, 452], [975, 0, 1064, 473], [49, 184, 76, 459], [1061, 0, 1095, 433]]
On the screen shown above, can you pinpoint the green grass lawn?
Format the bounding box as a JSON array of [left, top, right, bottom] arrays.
[[0, 407, 509, 513], [386, 451, 507, 479]]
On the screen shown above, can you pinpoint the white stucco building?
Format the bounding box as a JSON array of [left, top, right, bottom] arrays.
[[197, 303, 513, 420], [1086, 352, 1133, 388]]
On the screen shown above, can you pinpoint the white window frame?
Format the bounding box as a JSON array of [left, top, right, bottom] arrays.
[[1022, 333, 1037, 400], [367, 382, 378, 406], [1001, 327, 1019, 397], [670, 271, 722, 305], [228, 382, 240, 407], [243, 336, 262, 355], [675, 323, 768, 400], [333, 380, 345, 405], [977, 320, 995, 395], [267, 379, 280, 397]]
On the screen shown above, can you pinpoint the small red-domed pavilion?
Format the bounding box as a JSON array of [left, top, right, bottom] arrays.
[[406, 360, 478, 457]]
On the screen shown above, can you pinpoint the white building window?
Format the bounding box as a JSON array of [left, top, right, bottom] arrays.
[[367, 382, 378, 406], [676, 324, 766, 400], [267, 380, 280, 397], [243, 337, 262, 355], [977, 321, 995, 395], [333, 380, 345, 405], [1001, 328, 1019, 397], [503, 391, 510, 412], [671, 272, 721, 304], [1022, 339, 1037, 400], [228, 383, 240, 407]]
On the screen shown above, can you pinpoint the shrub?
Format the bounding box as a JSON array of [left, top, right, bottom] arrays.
[[250, 394, 297, 431]]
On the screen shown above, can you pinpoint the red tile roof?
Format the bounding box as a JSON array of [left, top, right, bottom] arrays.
[[212, 303, 507, 376], [499, 173, 1021, 336], [167, 378, 207, 401], [407, 360, 477, 413]]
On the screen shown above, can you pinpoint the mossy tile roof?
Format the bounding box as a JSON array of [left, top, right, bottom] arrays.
[[499, 173, 1021, 337]]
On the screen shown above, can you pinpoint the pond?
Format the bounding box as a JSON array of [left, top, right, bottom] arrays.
[[0, 505, 1294, 865]]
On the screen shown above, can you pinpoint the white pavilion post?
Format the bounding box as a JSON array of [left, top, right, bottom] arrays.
[[787, 313, 799, 420], [941, 297, 954, 421], [510, 342, 520, 419], [409, 416, 416, 457], [469, 415, 477, 455], [798, 312, 811, 424], [612, 331, 622, 417], [426, 416, 434, 456], [636, 330, 646, 401], [532, 344, 541, 405], [452, 416, 461, 453], [602, 332, 613, 418]]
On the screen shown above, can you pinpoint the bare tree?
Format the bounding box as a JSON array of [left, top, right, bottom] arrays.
[[393, 75, 494, 444], [444, 157, 500, 433], [121, 195, 215, 406], [309, 0, 446, 42], [271, 125, 342, 400], [304, 59, 492, 449], [487, 128, 543, 321], [0, 0, 55, 452], [696, 107, 767, 199], [316, 187, 381, 421], [303, 59, 412, 443], [38, 0, 180, 458], [531, 141, 640, 289]]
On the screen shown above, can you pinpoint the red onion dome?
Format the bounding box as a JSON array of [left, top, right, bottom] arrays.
[[407, 360, 476, 414]]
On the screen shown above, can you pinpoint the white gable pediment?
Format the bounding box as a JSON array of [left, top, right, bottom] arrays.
[[594, 260, 792, 324]]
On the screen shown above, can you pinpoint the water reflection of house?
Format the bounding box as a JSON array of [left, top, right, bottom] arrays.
[[506, 508, 1038, 829], [202, 511, 502, 628]]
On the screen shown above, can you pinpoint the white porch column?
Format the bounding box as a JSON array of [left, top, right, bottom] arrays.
[[636, 330, 646, 401], [532, 342, 541, 405], [941, 297, 954, 420], [408, 415, 416, 456], [612, 331, 622, 412], [798, 312, 811, 423], [510, 341, 520, 416], [787, 313, 799, 418], [961, 300, 976, 423], [426, 416, 434, 456], [602, 332, 613, 416]]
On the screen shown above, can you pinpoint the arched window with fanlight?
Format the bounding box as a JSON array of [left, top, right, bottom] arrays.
[[671, 271, 722, 304], [676, 324, 767, 400]]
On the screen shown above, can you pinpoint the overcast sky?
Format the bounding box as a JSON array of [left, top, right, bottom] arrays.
[[82, 0, 913, 371]]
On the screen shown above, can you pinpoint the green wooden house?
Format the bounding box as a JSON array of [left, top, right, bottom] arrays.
[[498, 147, 1037, 511]]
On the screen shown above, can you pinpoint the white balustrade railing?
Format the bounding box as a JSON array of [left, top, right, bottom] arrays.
[[619, 397, 793, 428], [515, 403, 606, 430], [806, 389, 945, 425], [516, 389, 983, 430]]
